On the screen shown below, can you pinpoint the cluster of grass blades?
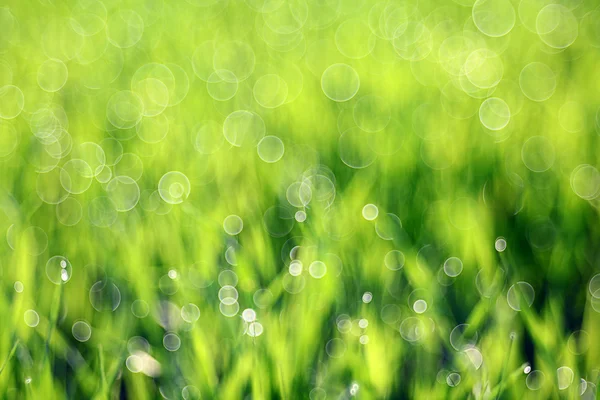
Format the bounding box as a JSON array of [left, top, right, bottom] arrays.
[[1, 0, 600, 398]]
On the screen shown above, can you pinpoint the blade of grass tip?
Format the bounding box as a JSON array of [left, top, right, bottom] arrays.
[[0, 339, 20, 375], [495, 332, 517, 400], [40, 282, 64, 372], [480, 363, 491, 398], [251, 331, 266, 400], [98, 345, 107, 391], [278, 366, 286, 400], [93, 342, 128, 400], [490, 362, 529, 399]]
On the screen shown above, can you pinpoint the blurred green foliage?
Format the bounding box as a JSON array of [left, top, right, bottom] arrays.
[[1, 0, 600, 399]]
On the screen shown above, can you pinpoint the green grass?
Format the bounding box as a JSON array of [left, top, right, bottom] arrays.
[[1, 0, 600, 399]]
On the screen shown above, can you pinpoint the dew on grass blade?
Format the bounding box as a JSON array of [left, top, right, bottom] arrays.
[[89, 280, 121, 312], [218, 285, 239, 305], [557, 366, 574, 390], [241, 308, 256, 323], [126, 355, 143, 373], [163, 332, 181, 351], [159, 274, 179, 295], [223, 215, 243, 235], [362, 204, 378, 220], [384, 250, 405, 271], [495, 237, 507, 252], [567, 330, 589, 355], [158, 171, 191, 205], [413, 299, 427, 313], [72, 320, 92, 342], [132, 300, 149, 318], [472, 0, 515, 37], [207, 69, 238, 102], [443, 257, 463, 277], [450, 324, 478, 351], [289, 260, 303, 276], [479, 97, 510, 131], [446, 372, 461, 387], [526, 370, 545, 390], [253, 74, 288, 108], [519, 63, 556, 102], [253, 289, 274, 309], [536, 5, 578, 49], [571, 165, 600, 200], [181, 303, 201, 323], [257, 136, 285, 163], [46, 256, 72, 284], [219, 301, 240, 317], [399, 317, 426, 342], [321, 63, 360, 102], [106, 176, 140, 212], [309, 261, 327, 278], [464, 48, 503, 89], [506, 281, 535, 311], [588, 274, 600, 298], [375, 213, 404, 241], [60, 159, 93, 194], [408, 289, 431, 314], [263, 205, 295, 237], [182, 385, 201, 400], [218, 270, 238, 287], [326, 338, 346, 358], [0, 85, 24, 119], [521, 136, 556, 172], [37, 59, 68, 92], [295, 211, 307, 222], [246, 322, 264, 337], [106, 90, 144, 129], [464, 348, 483, 369], [282, 273, 306, 294], [223, 110, 265, 147], [24, 310, 40, 327]]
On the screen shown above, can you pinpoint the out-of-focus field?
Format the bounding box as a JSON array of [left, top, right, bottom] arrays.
[[1, 0, 600, 398]]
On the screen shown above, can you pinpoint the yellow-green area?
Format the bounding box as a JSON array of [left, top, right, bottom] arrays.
[[0, 0, 600, 399]]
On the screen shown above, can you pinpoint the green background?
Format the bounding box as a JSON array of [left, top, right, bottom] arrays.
[[0, 0, 600, 398]]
